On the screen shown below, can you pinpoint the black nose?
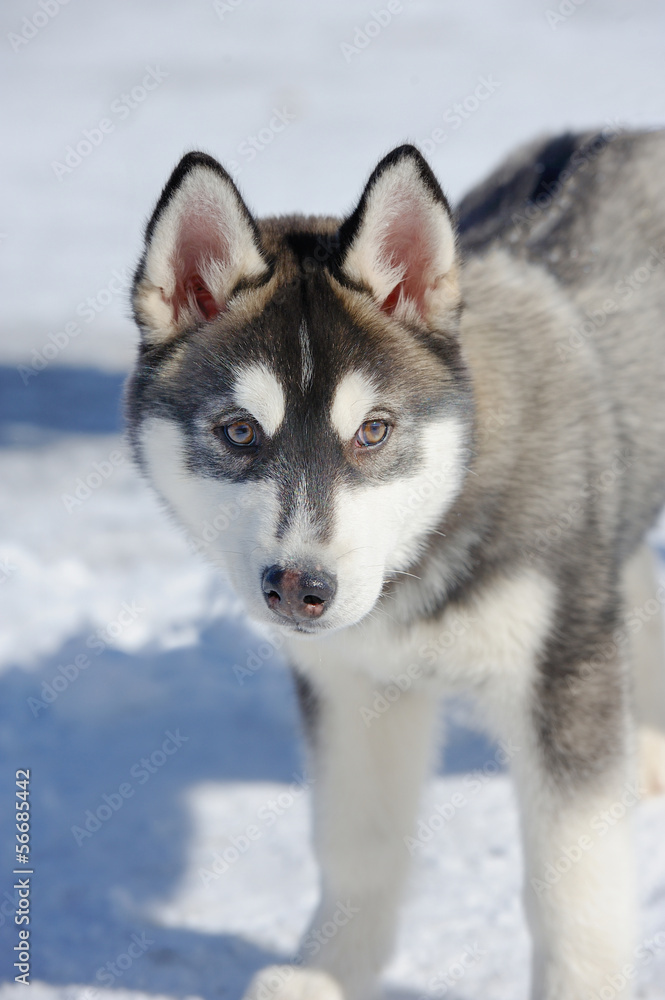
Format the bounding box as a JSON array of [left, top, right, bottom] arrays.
[[261, 565, 337, 622]]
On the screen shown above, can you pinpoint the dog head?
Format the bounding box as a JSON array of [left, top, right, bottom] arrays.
[[128, 147, 472, 635]]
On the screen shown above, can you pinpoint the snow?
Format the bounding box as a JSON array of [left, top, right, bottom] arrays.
[[1, 0, 665, 996]]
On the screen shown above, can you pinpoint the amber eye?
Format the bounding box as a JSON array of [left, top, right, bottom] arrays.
[[221, 420, 258, 447], [355, 419, 390, 448]]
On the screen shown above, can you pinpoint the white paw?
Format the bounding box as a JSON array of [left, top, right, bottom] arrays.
[[638, 725, 665, 796], [242, 965, 345, 1000]]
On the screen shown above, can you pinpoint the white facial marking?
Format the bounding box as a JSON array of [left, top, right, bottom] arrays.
[[299, 319, 314, 392], [233, 363, 285, 436], [318, 416, 467, 629], [285, 474, 315, 543], [139, 416, 283, 618], [282, 429, 465, 631], [330, 370, 378, 441], [140, 417, 252, 542], [139, 410, 471, 635]]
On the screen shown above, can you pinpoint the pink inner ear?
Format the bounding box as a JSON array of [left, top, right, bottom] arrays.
[[380, 200, 437, 317], [171, 208, 230, 323], [186, 273, 219, 321]]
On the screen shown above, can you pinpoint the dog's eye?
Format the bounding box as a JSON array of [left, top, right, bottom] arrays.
[[355, 419, 390, 448], [219, 420, 258, 447]]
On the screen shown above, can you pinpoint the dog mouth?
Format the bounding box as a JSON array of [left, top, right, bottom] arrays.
[[264, 612, 344, 637], [282, 618, 332, 637]]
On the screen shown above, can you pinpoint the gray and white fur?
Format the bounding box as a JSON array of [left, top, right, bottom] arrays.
[[127, 127, 665, 1000]]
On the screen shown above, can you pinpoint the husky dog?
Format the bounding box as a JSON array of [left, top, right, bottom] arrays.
[[127, 128, 665, 1000]]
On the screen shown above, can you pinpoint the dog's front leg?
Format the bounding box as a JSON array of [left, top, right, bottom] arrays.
[[243, 668, 439, 1000], [507, 641, 638, 1000]]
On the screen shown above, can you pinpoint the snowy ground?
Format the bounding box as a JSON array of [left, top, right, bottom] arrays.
[[1, 1, 665, 997]]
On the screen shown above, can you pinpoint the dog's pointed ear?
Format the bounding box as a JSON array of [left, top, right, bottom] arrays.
[[337, 145, 460, 328], [132, 152, 270, 345]]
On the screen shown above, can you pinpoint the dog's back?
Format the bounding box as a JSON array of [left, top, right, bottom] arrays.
[[456, 128, 665, 564]]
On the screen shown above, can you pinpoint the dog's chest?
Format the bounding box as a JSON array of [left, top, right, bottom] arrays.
[[285, 567, 557, 697]]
